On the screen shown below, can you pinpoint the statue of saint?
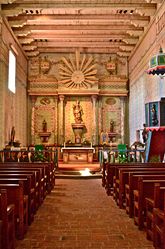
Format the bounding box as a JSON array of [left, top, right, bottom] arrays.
[[142, 123, 148, 143], [42, 119, 47, 132], [10, 126, 15, 144], [151, 104, 158, 126], [110, 120, 114, 133], [100, 130, 108, 145], [73, 100, 83, 124]]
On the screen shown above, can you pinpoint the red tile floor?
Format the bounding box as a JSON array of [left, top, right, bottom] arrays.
[[16, 178, 154, 249]]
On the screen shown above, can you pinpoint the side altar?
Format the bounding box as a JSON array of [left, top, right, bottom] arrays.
[[61, 146, 95, 163]]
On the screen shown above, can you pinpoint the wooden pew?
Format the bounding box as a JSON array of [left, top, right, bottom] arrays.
[[125, 172, 165, 217], [115, 167, 165, 209], [0, 220, 1, 249], [4, 162, 55, 192], [0, 167, 43, 208], [0, 181, 28, 240], [104, 163, 139, 195], [0, 169, 40, 212], [0, 162, 55, 197], [146, 183, 165, 242], [7, 162, 51, 195], [0, 174, 35, 225], [0, 189, 15, 249], [104, 162, 165, 197], [133, 178, 165, 230], [151, 184, 165, 249]]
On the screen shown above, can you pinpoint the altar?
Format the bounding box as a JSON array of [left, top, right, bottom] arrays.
[[61, 147, 95, 163]]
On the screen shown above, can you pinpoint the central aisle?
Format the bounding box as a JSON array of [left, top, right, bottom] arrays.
[[16, 178, 154, 249]]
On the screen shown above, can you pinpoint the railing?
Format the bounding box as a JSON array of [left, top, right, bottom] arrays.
[[0, 145, 145, 167], [98, 148, 145, 164], [0, 148, 58, 167]]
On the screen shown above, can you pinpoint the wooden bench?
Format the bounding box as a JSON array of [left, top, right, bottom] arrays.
[[125, 172, 165, 217], [0, 220, 1, 249], [145, 184, 165, 248], [104, 162, 165, 196], [102, 161, 108, 187], [0, 162, 55, 197], [0, 220, 2, 249], [0, 168, 41, 212], [6, 162, 51, 195], [145, 183, 165, 242], [0, 162, 55, 192], [133, 178, 165, 230], [0, 189, 15, 249], [104, 163, 140, 195], [0, 174, 35, 225], [0, 181, 28, 240], [0, 167, 43, 208], [115, 167, 165, 208]]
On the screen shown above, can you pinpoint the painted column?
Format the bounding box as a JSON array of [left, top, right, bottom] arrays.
[[120, 97, 126, 144], [58, 95, 65, 145], [0, 19, 7, 148], [31, 96, 37, 145], [53, 96, 58, 144], [91, 95, 98, 145]]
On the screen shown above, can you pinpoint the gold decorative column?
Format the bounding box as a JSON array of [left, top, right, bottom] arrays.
[[31, 96, 37, 145], [120, 97, 126, 144], [58, 95, 65, 145], [91, 95, 98, 145], [53, 96, 58, 144]]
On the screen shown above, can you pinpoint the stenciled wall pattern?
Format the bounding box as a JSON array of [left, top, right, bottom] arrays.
[[33, 96, 57, 145]]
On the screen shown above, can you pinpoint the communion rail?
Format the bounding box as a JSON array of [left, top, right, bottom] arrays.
[[0, 148, 58, 167]]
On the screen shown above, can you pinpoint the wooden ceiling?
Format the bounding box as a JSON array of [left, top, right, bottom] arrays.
[[0, 0, 163, 58]]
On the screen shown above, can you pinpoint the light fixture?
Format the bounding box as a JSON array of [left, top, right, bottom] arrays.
[[146, 47, 165, 76]]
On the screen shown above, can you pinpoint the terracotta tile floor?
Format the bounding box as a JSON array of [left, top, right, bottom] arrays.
[[16, 178, 155, 249]]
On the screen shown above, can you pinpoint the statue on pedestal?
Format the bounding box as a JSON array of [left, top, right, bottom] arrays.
[[72, 100, 85, 144], [42, 119, 47, 132], [110, 120, 114, 133], [142, 123, 148, 143], [73, 100, 83, 124], [10, 126, 15, 145]]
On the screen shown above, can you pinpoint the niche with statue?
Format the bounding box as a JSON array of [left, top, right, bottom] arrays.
[[145, 98, 165, 127], [38, 119, 51, 143]]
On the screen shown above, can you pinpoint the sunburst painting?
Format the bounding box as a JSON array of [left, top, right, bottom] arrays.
[[59, 50, 98, 88]]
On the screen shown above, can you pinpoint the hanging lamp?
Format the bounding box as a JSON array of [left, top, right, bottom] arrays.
[[146, 47, 165, 76]]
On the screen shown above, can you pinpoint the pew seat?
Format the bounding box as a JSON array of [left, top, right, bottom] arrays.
[[133, 178, 165, 230], [0, 181, 28, 240], [125, 172, 165, 217], [103, 162, 165, 196], [115, 167, 165, 209], [0, 176, 35, 225], [151, 185, 165, 248], [0, 189, 15, 249]]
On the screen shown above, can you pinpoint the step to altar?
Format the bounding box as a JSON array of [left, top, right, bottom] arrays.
[[55, 169, 102, 179], [57, 162, 101, 172]]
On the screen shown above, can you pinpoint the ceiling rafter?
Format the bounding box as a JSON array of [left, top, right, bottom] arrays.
[[0, 0, 162, 57]]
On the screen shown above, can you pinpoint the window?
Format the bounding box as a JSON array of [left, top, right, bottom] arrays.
[[8, 49, 16, 93]]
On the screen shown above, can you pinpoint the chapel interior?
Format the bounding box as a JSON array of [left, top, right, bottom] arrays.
[[0, 1, 165, 249], [0, 0, 164, 154]]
